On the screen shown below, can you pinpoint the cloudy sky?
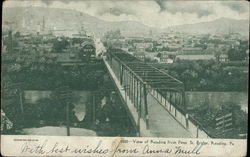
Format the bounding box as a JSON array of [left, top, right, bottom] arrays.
[[4, 0, 249, 28]]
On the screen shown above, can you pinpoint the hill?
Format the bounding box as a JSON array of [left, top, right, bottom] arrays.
[[2, 7, 155, 37], [2, 7, 249, 37], [168, 17, 249, 36]]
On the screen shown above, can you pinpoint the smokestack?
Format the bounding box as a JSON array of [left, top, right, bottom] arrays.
[[42, 16, 45, 31]]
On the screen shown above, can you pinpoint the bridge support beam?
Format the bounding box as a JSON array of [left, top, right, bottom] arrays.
[[137, 82, 142, 136], [182, 89, 186, 108], [143, 83, 149, 129], [136, 80, 139, 111], [185, 114, 189, 129], [120, 64, 123, 85]]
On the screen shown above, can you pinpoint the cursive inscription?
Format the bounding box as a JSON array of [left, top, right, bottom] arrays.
[[175, 144, 203, 155], [20, 139, 204, 156], [21, 140, 47, 154], [70, 140, 109, 154], [47, 142, 70, 154], [143, 145, 172, 154]]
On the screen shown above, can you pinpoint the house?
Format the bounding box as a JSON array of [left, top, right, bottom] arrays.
[[181, 47, 203, 54], [160, 58, 174, 64], [133, 42, 153, 50], [168, 44, 182, 51], [207, 43, 215, 49], [175, 54, 215, 61], [155, 45, 163, 51], [218, 54, 229, 62], [159, 51, 177, 63], [153, 56, 160, 62], [133, 51, 145, 61], [245, 49, 249, 60], [145, 52, 156, 60]]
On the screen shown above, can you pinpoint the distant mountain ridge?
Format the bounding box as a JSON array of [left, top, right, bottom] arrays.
[[2, 7, 155, 37], [168, 17, 249, 36], [2, 7, 249, 37]]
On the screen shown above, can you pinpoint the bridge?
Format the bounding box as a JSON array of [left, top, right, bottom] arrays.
[[103, 50, 210, 138]]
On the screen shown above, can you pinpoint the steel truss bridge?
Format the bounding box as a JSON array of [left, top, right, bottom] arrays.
[[104, 50, 210, 138]]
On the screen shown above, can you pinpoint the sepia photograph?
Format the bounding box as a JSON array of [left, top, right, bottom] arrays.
[[1, 0, 248, 144]]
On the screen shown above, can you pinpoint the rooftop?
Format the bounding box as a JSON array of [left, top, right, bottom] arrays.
[[176, 54, 215, 60]]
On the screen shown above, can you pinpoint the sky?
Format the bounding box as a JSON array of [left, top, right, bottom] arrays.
[[3, 0, 249, 28]]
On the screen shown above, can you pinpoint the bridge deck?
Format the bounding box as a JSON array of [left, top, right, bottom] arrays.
[[147, 94, 192, 137], [104, 56, 192, 137]]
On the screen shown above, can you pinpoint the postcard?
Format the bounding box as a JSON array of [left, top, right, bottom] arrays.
[[1, 0, 248, 156]]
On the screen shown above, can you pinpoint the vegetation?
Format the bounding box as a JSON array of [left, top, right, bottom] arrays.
[[102, 29, 125, 49], [103, 29, 123, 40], [51, 38, 70, 52], [228, 47, 247, 61], [1, 34, 105, 131], [189, 102, 248, 138], [2, 31, 248, 137], [167, 59, 248, 92]]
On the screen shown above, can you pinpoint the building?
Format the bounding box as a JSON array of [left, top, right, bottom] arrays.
[[181, 47, 203, 54], [218, 54, 229, 62], [155, 45, 163, 51], [133, 42, 153, 51], [159, 51, 177, 63], [133, 51, 145, 61], [245, 49, 249, 60], [175, 54, 215, 61]]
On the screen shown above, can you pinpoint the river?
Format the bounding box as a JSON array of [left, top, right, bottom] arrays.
[[185, 91, 248, 112], [22, 90, 136, 136], [24, 90, 90, 121]]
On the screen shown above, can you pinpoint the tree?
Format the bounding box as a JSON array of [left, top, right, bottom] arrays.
[[103, 29, 123, 40], [52, 38, 69, 53], [228, 47, 246, 61], [162, 47, 170, 51], [14, 32, 21, 38], [156, 52, 162, 58], [214, 49, 222, 61]]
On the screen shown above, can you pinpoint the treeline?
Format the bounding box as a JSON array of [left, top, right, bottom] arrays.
[[166, 60, 248, 92], [190, 101, 248, 138], [3, 62, 105, 91], [2, 48, 106, 130], [103, 29, 124, 40]]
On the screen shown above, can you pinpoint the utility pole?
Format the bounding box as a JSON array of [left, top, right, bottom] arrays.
[[58, 86, 71, 136], [66, 101, 70, 136], [92, 94, 96, 126], [8, 82, 25, 126], [19, 89, 24, 118]]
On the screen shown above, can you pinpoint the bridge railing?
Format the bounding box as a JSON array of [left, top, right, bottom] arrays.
[[148, 87, 210, 138], [106, 53, 150, 130], [106, 51, 211, 138]]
